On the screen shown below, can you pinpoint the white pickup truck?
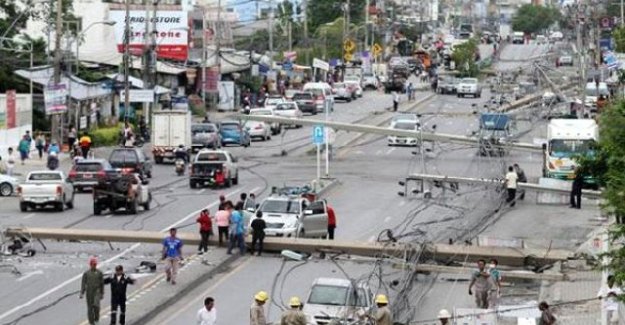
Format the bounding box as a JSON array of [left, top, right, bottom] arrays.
[[189, 149, 239, 188], [18, 171, 75, 212], [457, 78, 482, 98]]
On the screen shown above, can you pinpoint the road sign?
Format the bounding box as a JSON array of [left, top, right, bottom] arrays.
[[343, 53, 353, 62], [343, 39, 355, 52], [372, 43, 382, 56], [312, 125, 325, 145]]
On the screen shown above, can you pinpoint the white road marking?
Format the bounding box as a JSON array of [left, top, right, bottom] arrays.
[[386, 147, 395, 155], [0, 186, 255, 322], [384, 216, 391, 223], [198, 189, 205, 194], [22, 213, 36, 220], [17, 270, 43, 282]]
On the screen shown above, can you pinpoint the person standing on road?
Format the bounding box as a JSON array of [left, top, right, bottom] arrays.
[[570, 168, 584, 209], [250, 291, 268, 325], [280, 297, 307, 325], [80, 257, 104, 325], [35, 132, 45, 159], [326, 202, 337, 240], [218, 194, 227, 210], [227, 202, 246, 255], [598, 275, 622, 325], [197, 297, 217, 325], [251, 211, 267, 256], [162, 227, 183, 285], [5, 147, 15, 176], [504, 166, 518, 207], [487, 259, 502, 308], [104, 265, 135, 325], [538, 301, 556, 325], [514, 163, 527, 200], [18, 135, 30, 165], [373, 294, 393, 325], [196, 209, 213, 254], [468, 259, 492, 309], [68, 126, 77, 150], [238, 193, 248, 209], [392, 91, 399, 112], [244, 192, 257, 211], [215, 201, 231, 246]]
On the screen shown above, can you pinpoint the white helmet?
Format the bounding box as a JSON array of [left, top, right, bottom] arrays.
[[438, 309, 451, 319]]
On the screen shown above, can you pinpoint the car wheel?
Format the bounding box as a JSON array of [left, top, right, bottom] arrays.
[[155, 157, 163, 164], [298, 229, 306, 238], [20, 202, 28, 212], [190, 180, 197, 189], [93, 203, 102, 215], [457, 94, 461, 98], [128, 200, 138, 214], [66, 195, 74, 209], [233, 173, 239, 185], [146, 170, 152, 179], [57, 197, 65, 212], [143, 194, 151, 211], [226, 177, 232, 188], [267, 134, 271, 141], [0, 182, 12, 196]]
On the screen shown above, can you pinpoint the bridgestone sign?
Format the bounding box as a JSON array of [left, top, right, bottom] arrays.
[[110, 10, 189, 61]]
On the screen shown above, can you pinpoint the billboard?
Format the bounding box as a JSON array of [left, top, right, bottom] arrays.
[[44, 84, 68, 115], [110, 10, 189, 61]]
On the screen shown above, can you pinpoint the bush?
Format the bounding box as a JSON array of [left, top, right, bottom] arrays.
[[90, 125, 120, 147]]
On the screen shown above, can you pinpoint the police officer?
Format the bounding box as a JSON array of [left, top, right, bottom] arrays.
[[104, 265, 135, 325], [280, 297, 306, 325]]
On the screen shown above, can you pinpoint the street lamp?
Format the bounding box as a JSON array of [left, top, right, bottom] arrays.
[[66, 20, 116, 129]]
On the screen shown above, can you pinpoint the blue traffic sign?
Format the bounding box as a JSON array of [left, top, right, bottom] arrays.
[[312, 125, 324, 145]]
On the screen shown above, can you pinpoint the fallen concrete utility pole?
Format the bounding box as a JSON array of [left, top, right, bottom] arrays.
[[242, 115, 542, 152], [498, 82, 576, 112], [4, 227, 574, 267], [392, 262, 567, 281], [402, 173, 602, 199]]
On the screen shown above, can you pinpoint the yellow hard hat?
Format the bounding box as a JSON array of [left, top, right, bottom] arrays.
[[375, 294, 388, 304], [289, 296, 301, 307], [254, 291, 269, 302]]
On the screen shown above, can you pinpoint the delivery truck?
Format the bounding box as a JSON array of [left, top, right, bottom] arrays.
[[151, 110, 192, 164]]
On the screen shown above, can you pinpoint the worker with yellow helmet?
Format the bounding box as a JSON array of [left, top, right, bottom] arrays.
[[250, 291, 269, 325], [374, 294, 393, 325], [280, 296, 307, 325]]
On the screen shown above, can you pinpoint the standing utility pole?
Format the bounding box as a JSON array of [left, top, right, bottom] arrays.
[[365, 0, 369, 50], [268, 0, 274, 61], [52, 0, 64, 142], [288, 20, 292, 52], [303, 0, 309, 65], [124, 0, 130, 123], [201, 6, 207, 110]]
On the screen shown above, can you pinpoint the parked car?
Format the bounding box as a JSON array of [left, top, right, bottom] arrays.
[[0, 174, 19, 196], [67, 159, 114, 192], [302, 82, 334, 113], [292, 92, 317, 115], [191, 123, 221, 151], [218, 121, 251, 147], [303, 277, 374, 325], [249, 108, 282, 135], [17, 171, 74, 212], [108, 147, 153, 178], [244, 120, 272, 141], [190, 149, 239, 188], [344, 80, 363, 98], [332, 83, 353, 102], [274, 102, 303, 128], [250, 195, 328, 238]]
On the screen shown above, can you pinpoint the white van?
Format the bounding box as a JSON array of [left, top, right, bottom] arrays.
[[302, 82, 334, 113]]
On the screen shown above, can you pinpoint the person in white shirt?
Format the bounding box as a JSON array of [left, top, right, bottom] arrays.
[[598, 275, 622, 325], [504, 166, 518, 207], [5, 147, 15, 176], [197, 297, 217, 325]]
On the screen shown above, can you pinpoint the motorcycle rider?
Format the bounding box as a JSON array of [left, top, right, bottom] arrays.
[[174, 144, 189, 163], [47, 151, 59, 170]]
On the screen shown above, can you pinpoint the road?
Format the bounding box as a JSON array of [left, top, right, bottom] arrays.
[[0, 42, 597, 325]]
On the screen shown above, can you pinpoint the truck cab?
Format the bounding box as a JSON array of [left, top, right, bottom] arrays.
[[250, 195, 328, 238], [543, 119, 598, 180]]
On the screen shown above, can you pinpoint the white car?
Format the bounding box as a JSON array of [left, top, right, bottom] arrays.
[[18, 171, 74, 212], [244, 120, 272, 141], [250, 195, 328, 238], [303, 82, 335, 113], [264, 95, 286, 107], [391, 113, 420, 127], [362, 73, 379, 89], [388, 120, 420, 146], [344, 81, 363, 98], [249, 108, 281, 135], [457, 78, 482, 98], [332, 83, 353, 102], [0, 174, 19, 196], [303, 277, 374, 325], [274, 102, 303, 128]]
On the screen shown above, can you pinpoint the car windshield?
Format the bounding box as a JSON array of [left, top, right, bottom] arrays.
[[196, 152, 227, 161], [221, 123, 240, 131], [334, 83, 346, 89], [75, 162, 107, 172], [293, 93, 313, 100], [109, 150, 137, 163], [462, 78, 478, 84], [260, 199, 300, 214], [192, 124, 216, 134], [549, 139, 596, 158], [250, 110, 272, 115], [585, 88, 598, 97], [276, 104, 295, 111], [266, 97, 284, 105], [308, 285, 348, 306], [29, 173, 62, 181], [394, 122, 416, 130]]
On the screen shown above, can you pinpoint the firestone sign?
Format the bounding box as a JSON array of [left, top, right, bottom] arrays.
[[110, 10, 189, 61]]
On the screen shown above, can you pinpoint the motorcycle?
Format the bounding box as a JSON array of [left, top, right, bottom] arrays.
[[174, 158, 186, 176]]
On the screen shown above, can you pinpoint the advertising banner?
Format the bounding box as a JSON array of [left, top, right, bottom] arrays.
[[205, 67, 220, 93], [44, 84, 68, 115], [110, 10, 189, 61], [6, 90, 16, 129], [217, 81, 235, 111]]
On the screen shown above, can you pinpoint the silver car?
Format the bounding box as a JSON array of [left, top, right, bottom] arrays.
[[244, 120, 272, 141], [303, 277, 374, 325]]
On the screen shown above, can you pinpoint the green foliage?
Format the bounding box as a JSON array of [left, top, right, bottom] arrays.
[[90, 125, 120, 147], [451, 38, 479, 77], [614, 27, 625, 53], [307, 0, 365, 33], [511, 4, 561, 34]]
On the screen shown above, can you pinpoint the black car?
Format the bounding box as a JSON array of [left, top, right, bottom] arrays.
[[292, 92, 317, 115], [67, 159, 116, 192], [108, 147, 153, 178]]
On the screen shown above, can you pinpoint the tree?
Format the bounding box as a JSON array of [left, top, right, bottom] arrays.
[[613, 27, 625, 53], [512, 4, 561, 35], [307, 0, 366, 34], [451, 38, 479, 77]]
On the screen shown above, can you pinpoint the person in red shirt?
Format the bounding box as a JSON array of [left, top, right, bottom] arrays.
[[326, 202, 337, 240], [196, 209, 212, 254]]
